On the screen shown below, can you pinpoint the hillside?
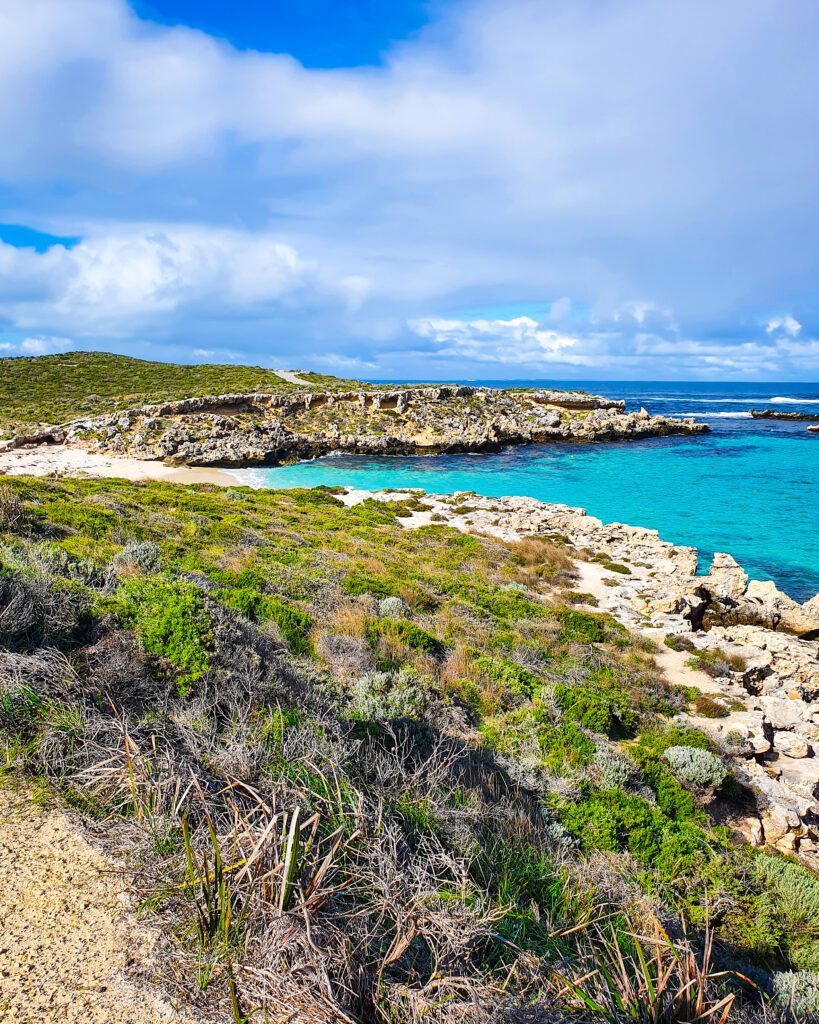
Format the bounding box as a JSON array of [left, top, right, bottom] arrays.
[[1, 474, 817, 1022], [0, 351, 364, 436]]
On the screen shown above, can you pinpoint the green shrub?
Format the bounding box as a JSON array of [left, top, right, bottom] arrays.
[[369, 618, 443, 658], [342, 571, 397, 598], [554, 608, 625, 645], [540, 720, 596, 772], [554, 681, 638, 736], [632, 727, 713, 823], [112, 578, 214, 695], [474, 653, 541, 699], [752, 853, 819, 969], [601, 561, 631, 575], [560, 788, 714, 880], [220, 586, 312, 654], [42, 500, 120, 538]]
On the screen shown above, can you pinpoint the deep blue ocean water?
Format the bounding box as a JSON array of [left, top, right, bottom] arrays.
[[234, 381, 819, 601]]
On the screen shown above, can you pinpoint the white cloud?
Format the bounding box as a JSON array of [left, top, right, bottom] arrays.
[[766, 314, 801, 337], [312, 353, 378, 371], [20, 335, 74, 354], [0, 335, 74, 355], [409, 315, 593, 366], [0, 227, 367, 335], [405, 310, 819, 378], [0, 0, 818, 377]]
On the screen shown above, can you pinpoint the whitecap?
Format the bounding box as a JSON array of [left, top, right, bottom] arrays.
[[770, 396, 819, 404], [683, 411, 752, 418]]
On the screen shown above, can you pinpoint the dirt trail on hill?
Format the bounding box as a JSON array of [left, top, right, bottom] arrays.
[[272, 369, 313, 386], [0, 786, 208, 1024]]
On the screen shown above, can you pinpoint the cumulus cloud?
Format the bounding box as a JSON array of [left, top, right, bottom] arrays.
[[20, 335, 74, 354], [406, 310, 819, 379], [0, 335, 74, 355], [409, 316, 593, 366], [0, 228, 367, 336], [1, 0, 819, 377], [766, 315, 801, 337]]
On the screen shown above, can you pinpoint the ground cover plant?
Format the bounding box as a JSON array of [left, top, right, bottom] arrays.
[[0, 475, 817, 1022]]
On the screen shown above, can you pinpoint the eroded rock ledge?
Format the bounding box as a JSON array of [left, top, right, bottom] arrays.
[[341, 487, 819, 870], [0, 385, 708, 466]]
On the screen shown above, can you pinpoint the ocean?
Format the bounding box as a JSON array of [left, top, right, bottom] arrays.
[[233, 381, 819, 602]]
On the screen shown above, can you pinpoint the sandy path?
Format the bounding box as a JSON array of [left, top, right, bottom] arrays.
[[272, 369, 313, 386], [0, 444, 237, 486], [0, 786, 209, 1024]]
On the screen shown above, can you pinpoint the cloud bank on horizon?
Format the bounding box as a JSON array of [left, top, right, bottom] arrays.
[[1, 0, 818, 380]]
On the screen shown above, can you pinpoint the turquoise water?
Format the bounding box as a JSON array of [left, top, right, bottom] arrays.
[[234, 381, 819, 601]]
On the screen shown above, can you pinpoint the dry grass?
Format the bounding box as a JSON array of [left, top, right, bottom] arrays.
[[505, 537, 576, 584]]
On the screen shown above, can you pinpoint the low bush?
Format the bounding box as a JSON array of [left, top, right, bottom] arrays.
[[111, 540, 162, 574], [664, 745, 727, 790], [219, 586, 312, 654], [378, 595, 407, 618], [0, 485, 28, 533], [554, 681, 638, 736], [111, 578, 214, 695], [350, 668, 425, 723]]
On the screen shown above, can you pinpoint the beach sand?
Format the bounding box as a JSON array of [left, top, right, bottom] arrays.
[[0, 443, 237, 485]]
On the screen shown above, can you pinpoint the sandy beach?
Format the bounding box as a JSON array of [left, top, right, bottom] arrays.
[[0, 443, 238, 486]]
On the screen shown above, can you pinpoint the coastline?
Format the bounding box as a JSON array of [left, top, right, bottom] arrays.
[[1, 443, 818, 864]]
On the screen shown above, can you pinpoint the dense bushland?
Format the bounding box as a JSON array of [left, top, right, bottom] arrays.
[[0, 475, 817, 1022]]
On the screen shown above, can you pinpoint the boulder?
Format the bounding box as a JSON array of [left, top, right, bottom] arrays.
[[774, 732, 812, 759]]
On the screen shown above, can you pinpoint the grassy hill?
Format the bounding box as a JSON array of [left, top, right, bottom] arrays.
[[0, 474, 816, 1021], [0, 351, 365, 436]]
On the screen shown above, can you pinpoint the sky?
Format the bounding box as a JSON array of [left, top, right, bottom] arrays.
[[1, 0, 819, 380]]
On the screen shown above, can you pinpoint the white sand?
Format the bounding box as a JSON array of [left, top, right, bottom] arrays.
[[0, 443, 238, 486]]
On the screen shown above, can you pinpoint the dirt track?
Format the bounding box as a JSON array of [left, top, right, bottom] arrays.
[[0, 786, 203, 1024]]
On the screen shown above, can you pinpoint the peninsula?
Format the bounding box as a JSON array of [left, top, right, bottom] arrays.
[[0, 352, 706, 469]]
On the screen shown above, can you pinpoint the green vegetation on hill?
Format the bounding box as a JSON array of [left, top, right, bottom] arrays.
[[0, 475, 816, 1022], [0, 351, 365, 435]]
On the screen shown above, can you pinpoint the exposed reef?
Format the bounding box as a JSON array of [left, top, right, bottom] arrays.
[[0, 385, 708, 467], [751, 409, 819, 421]]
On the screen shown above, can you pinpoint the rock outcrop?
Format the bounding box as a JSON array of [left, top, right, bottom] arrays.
[[751, 409, 819, 421], [3, 386, 708, 467], [339, 487, 819, 869]]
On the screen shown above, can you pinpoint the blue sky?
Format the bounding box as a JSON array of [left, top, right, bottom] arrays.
[[1, 0, 819, 380]]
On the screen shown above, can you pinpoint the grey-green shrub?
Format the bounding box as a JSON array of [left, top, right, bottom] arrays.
[[378, 595, 408, 619], [112, 540, 162, 574], [663, 745, 726, 789], [772, 970, 819, 1018], [351, 668, 424, 722], [591, 745, 635, 789], [753, 853, 819, 969]]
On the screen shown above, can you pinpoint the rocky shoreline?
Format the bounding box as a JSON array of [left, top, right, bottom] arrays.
[[338, 487, 819, 870], [0, 385, 708, 467]]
